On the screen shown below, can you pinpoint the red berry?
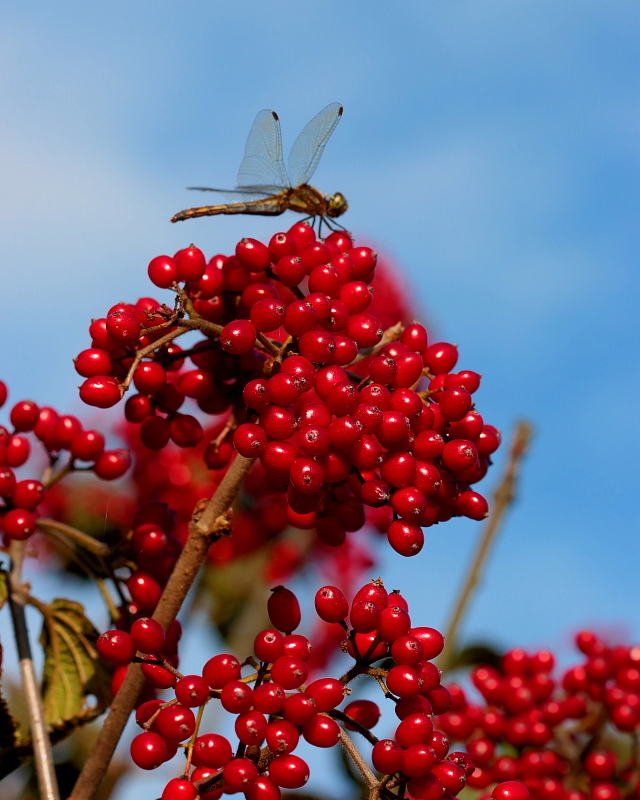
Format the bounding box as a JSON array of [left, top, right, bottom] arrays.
[[410, 627, 445, 660], [251, 683, 286, 715], [202, 653, 241, 689], [424, 342, 458, 374], [235, 710, 268, 745], [156, 703, 196, 741], [130, 731, 168, 769], [220, 319, 256, 355], [161, 778, 197, 800], [270, 656, 308, 689], [148, 255, 179, 288], [372, 739, 403, 774], [130, 617, 165, 654], [70, 430, 105, 461], [305, 677, 345, 711], [267, 586, 301, 633], [492, 782, 530, 800], [266, 719, 300, 755], [442, 439, 478, 472], [223, 758, 259, 790], [387, 519, 425, 558], [79, 376, 121, 408], [457, 490, 489, 520], [220, 680, 254, 713], [236, 237, 271, 272], [269, 754, 310, 789], [314, 586, 349, 623], [302, 713, 340, 747], [175, 245, 207, 281], [175, 674, 210, 707], [193, 733, 233, 768], [344, 699, 381, 730], [96, 630, 136, 666], [74, 348, 114, 378]]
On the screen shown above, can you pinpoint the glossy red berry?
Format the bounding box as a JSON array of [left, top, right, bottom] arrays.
[[372, 739, 403, 774], [492, 782, 530, 800], [314, 585, 349, 623], [302, 713, 341, 747], [220, 319, 256, 355], [80, 376, 122, 408], [193, 733, 233, 768], [174, 245, 207, 281], [203, 653, 241, 689], [96, 630, 136, 666], [344, 699, 381, 730], [269, 754, 310, 789], [156, 704, 196, 742], [175, 674, 210, 707], [130, 731, 168, 769], [130, 617, 165, 654], [223, 758, 259, 791]]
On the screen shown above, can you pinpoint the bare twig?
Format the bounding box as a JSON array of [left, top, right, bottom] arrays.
[[70, 454, 255, 800], [7, 540, 60, 800], [438, 420, 534, 673], [339, 728, 379, 792]]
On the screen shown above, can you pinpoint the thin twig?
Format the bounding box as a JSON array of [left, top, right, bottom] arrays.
[[437, 420, 534, 673], [7, 541, 61, 800], [339, 728, 379, 791], [70, 454, 255, 800]]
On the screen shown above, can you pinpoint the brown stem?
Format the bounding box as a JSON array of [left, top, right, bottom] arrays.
[[7, 541, 61, 800], [122, 327, 187, 390], [69, 454, 255, 800], [339, 728, 379, 791], [437, 420, 534, 673]]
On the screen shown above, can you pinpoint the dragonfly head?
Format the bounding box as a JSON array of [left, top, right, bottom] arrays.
[[327, 192, 348, 218]]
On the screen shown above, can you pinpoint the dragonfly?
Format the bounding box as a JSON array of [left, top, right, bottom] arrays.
[[171, 102, 348, 230]]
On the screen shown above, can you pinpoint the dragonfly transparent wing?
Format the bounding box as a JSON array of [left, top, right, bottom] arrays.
[[287, 102, 343, 188], [186, 185, 276, 203], [237, 110, 291, 200]]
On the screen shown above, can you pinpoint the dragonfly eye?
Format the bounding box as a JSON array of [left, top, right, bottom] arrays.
[[327, 192, 348, 218]]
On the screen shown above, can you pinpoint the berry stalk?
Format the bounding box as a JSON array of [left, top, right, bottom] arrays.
[[438, 420, 533, 673], [70, 453, 255, 800]]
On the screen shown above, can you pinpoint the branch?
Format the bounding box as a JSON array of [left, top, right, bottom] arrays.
[[339, 728, 379, 793], [7, 540, 61, 800], [69, 454, 255, 800], [438, 420, 534, 673]]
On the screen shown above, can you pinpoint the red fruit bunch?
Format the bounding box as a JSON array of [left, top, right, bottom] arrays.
[[117, 579, 486, 800], [0, 380, 130, 543], [94, 500, 187, 696], [76, 222, 499, 559], [436, 631, 640, 800]]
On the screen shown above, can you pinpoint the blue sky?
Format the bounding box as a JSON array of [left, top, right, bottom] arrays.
[[1, 2, 639, 797]]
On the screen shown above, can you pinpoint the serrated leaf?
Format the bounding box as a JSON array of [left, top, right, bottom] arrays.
[[38, 598, 112, 731]]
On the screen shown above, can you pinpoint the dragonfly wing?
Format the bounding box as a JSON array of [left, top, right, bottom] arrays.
[[187, 186, 274, 203], [237, 110, 290, 193], [287, 102, 343, 188]]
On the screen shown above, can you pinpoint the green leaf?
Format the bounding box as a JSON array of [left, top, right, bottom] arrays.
[[38, 598, 112, 732], [0, 572, 7, 610]]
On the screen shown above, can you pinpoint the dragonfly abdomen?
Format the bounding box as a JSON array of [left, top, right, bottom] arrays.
[[171, 196, 288, 223]]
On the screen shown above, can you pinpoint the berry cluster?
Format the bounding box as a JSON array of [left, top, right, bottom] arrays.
[[100, 500, 186, 696], [437, 632, 640, 800], [94, 578, 499, 800], [76, 222, 500, 558], [0, 381, 130, 542]]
